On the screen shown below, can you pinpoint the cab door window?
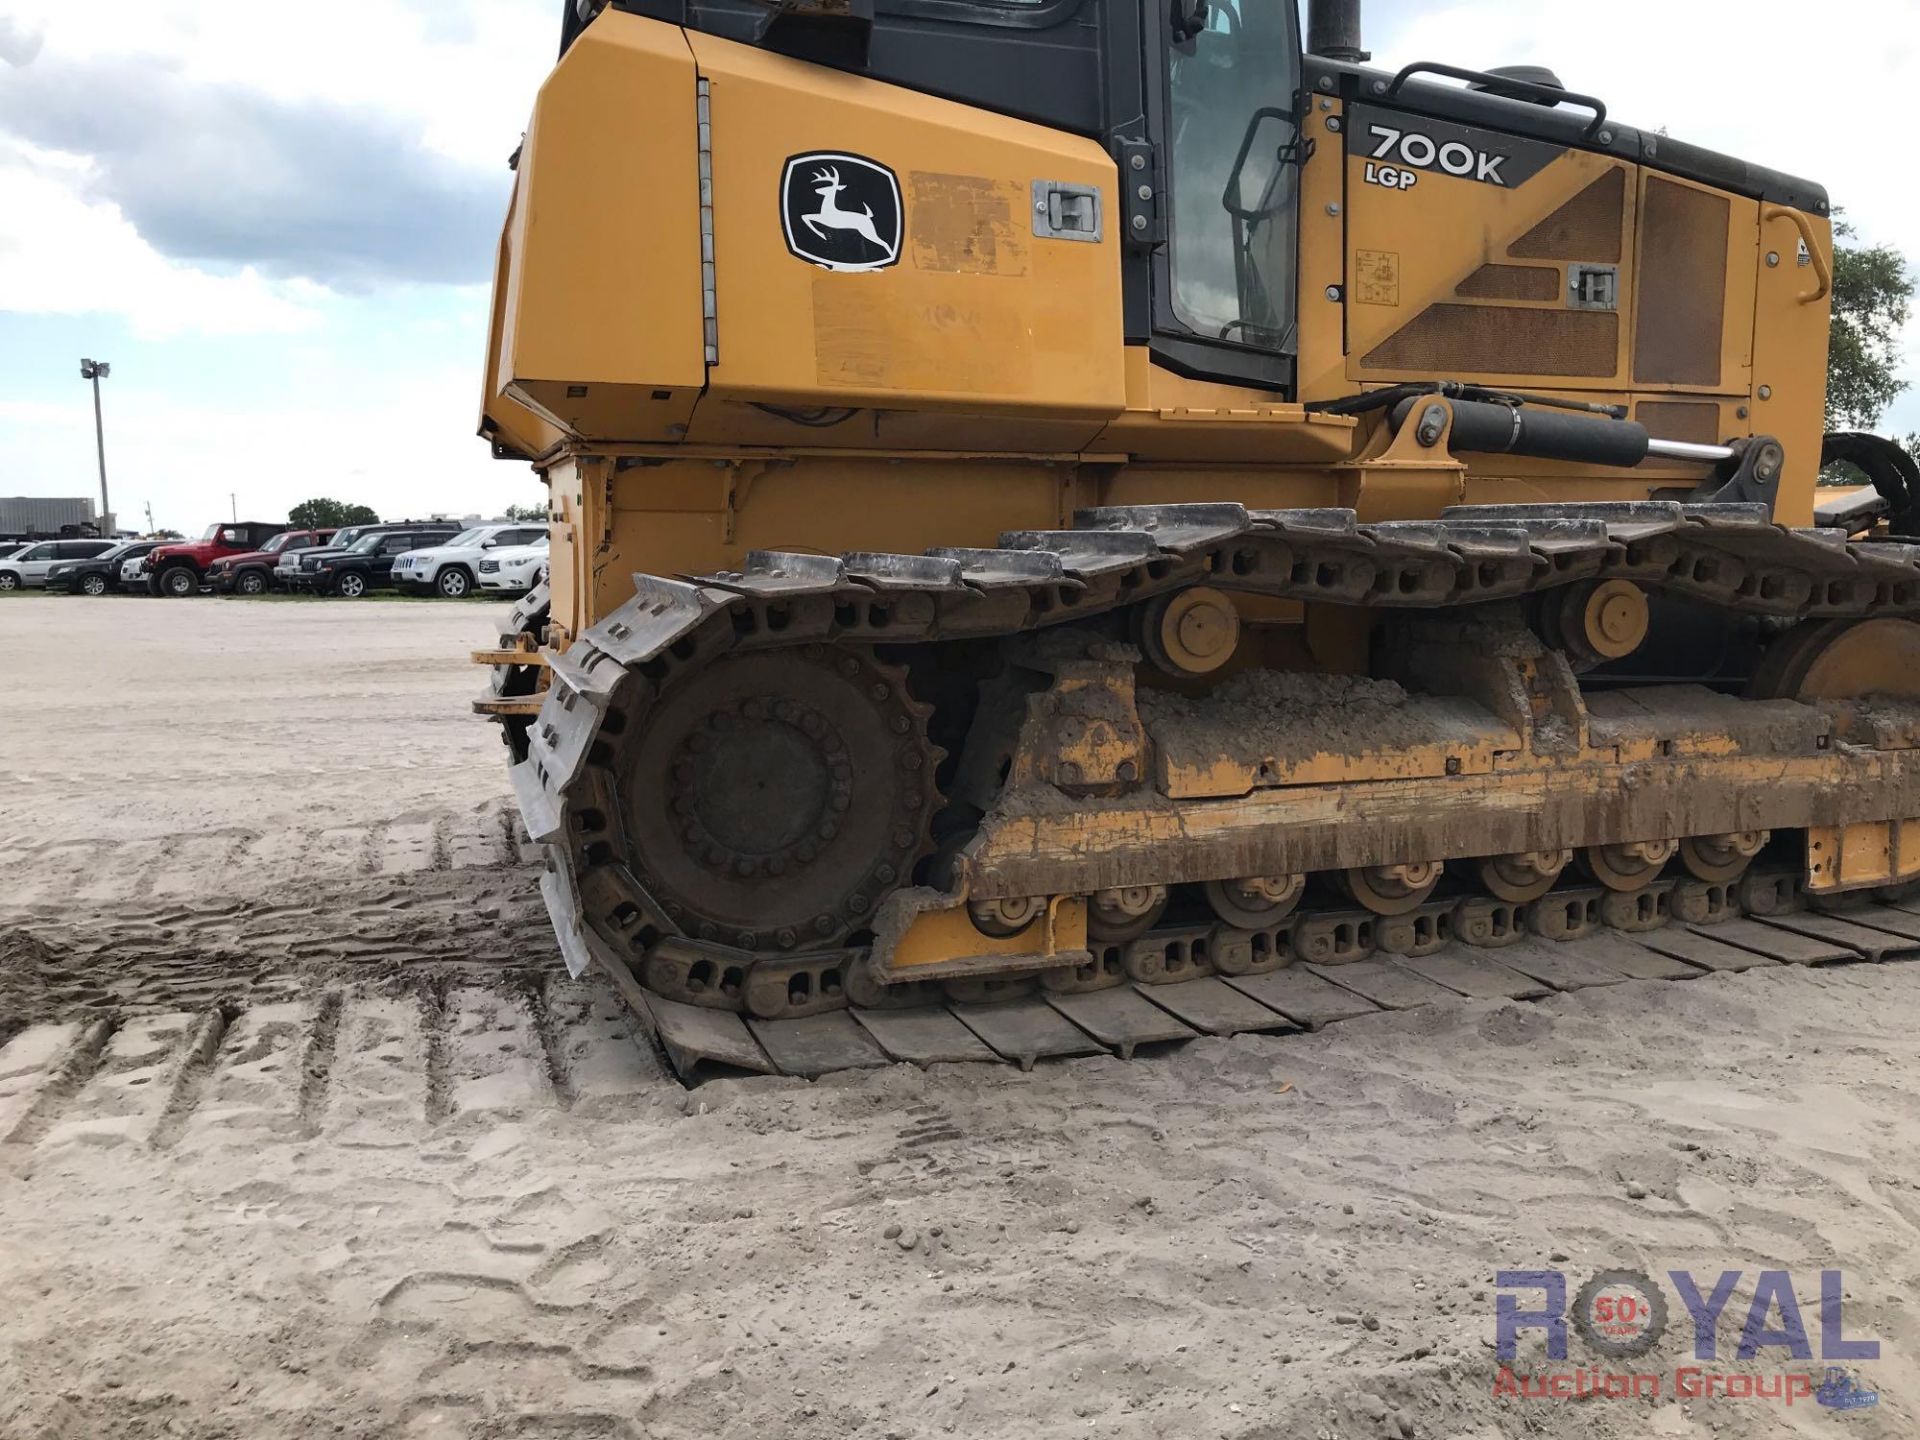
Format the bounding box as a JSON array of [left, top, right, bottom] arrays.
[[1165, 0, 1302, 353]]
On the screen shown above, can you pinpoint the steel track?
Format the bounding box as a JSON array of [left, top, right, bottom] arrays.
[[500, 499, 1920, 1080], [594, 873, 1920, 1082]]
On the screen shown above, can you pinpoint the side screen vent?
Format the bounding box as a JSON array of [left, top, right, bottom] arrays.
[[1456, 265, 1561, 302], [1508, 169, 1626, 263], [1634, 177, 1730, 387], [1363, 306, 1618, 377], [1636, 401, 1723, 446]]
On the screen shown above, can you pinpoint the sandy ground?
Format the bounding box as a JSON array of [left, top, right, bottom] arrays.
[[2, 593, 1918, 1439]]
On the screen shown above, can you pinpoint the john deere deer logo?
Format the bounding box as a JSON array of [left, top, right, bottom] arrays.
[[781, 152, 903, 273]]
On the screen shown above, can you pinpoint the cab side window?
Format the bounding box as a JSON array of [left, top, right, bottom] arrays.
[[1165, 0, 1300, 354]]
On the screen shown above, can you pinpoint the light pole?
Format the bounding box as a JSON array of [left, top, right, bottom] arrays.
[[79, 359, 111, 535]]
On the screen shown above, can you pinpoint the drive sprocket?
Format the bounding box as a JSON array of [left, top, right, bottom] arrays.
[[616, 644, 938, 953]]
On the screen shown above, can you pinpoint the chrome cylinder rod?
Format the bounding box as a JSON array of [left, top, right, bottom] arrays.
[[1646, 437, 1738, 465]]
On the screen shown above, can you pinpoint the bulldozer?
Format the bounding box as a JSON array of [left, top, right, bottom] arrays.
[[475, 0, 1920, 1078]]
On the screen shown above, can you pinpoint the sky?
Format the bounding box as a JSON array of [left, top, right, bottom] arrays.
[[0, 0, 1915, 532]]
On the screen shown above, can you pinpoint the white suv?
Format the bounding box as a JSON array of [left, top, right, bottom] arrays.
[[476, 539, 550, 594], [0, 538, 120, 591], [392, 524, 547, 599]]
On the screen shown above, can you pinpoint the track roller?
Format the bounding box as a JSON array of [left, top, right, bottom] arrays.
[[1679, 831, 1770, 884], [1340, 861, 1443, 917], [969, 895, 1044, 938], [1579, 840, 1678, 893], [1203, 874, 1306, 930], [1477, 850, 1572, 904], [1089, 885, 1170, 942], [1556, 580, 1650, 669], [1140, 587, 1242, 677]]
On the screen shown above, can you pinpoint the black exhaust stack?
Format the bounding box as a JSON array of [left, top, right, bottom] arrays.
[[1307, 0, 1369, 63]]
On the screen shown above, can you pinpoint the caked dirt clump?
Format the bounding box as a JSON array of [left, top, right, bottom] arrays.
[[1138, 669, 1464, 772]]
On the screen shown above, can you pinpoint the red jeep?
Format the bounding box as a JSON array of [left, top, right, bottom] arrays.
[[208, 529, 337, 595], [147, 522, 292, 597]]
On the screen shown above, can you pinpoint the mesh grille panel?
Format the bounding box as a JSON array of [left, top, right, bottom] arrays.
[[1455, 265, 1561, 302], [1508, 169, 1627, 262], [1636, 401, 1723, 446], [1362, 305, 1619, 377], [1634, 178, 1729, 387]]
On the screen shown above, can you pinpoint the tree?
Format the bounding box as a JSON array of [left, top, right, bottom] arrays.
[[504, 503, 547, 523], [1827, 220, 1914, 431], [289, 499, 381, 530]]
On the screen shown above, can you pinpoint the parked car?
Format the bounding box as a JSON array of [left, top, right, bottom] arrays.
[[391, 525, 548, 599], [476, 540, 551, 595], [147, 522, 292, 597], [275, 524, 381, 590], [209, 529, 337, 595], [279, 522, 457, 591], [297, 525, 464, 597], [45, 540, 163, 596], [0, 538, 121, 591]]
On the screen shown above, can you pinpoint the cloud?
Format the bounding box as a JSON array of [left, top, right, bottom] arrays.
[[0, 137, 330, 338], [1360, 0, 1920, 421], [1371, 1, 1919, 247], [0, 58, 510, 289], [2, 0, 554, 168], [0, 0, 550, 295], [0, 14, 45, 66]]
